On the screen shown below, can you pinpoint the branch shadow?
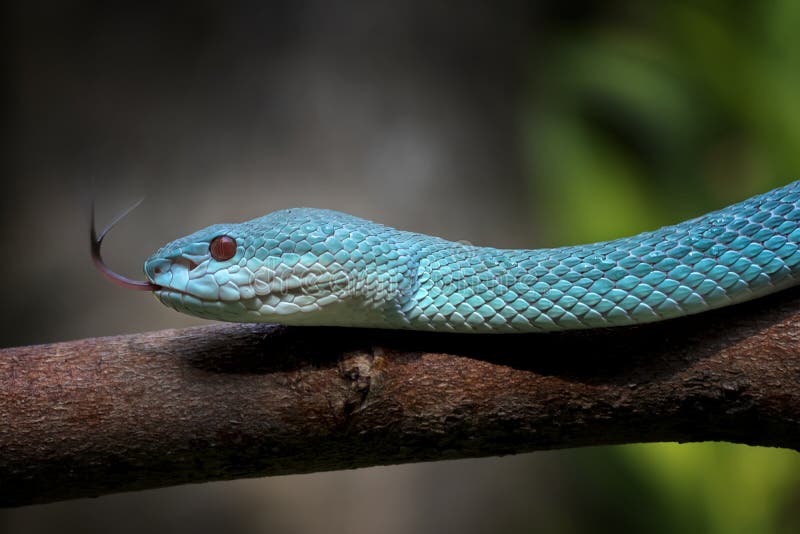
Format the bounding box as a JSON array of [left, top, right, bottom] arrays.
[[177, 286, 800, 385]]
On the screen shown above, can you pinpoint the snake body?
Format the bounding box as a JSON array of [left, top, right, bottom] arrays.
[[143, 181, 800, 332]]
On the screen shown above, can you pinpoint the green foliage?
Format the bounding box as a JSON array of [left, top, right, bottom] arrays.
[[563, 444, 800, 534], [623, 443, 800, 533], [523, 1, 800, 531], [526, 0, 800, 241]]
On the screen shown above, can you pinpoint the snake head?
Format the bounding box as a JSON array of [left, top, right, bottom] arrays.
[[142, 208, 419, 326], [143, 222, 249, 320]]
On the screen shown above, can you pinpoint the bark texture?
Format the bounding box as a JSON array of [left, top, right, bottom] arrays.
[[2, 288, 800, 507]]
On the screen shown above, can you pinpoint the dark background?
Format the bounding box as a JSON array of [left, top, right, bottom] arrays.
[[3, 2, 800, 533]]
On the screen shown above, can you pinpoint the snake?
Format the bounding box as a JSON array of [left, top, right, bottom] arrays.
[[92, 181, 800, 333]]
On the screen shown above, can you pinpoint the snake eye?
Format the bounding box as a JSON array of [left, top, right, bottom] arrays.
[[209, 235, 237, 261]]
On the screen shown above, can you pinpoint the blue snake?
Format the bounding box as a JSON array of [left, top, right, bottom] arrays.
[[92, 181, 800, 332]]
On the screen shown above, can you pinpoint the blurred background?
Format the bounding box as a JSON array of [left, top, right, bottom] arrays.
[[3, 1, 800, 532]]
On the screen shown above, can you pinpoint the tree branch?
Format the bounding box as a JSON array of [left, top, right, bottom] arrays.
[[3, 288, 800, 507]]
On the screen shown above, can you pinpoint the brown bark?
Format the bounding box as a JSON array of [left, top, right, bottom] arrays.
[[2, 288, 800, 507]]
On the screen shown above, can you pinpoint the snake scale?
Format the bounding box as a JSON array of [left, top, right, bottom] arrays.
[[93, 181, 800, 333]]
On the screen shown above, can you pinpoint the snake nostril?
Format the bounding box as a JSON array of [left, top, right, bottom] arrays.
[[145, 258, 172, 280]]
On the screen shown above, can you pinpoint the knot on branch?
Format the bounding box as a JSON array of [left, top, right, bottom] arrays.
[[338, 348, 386, 416]]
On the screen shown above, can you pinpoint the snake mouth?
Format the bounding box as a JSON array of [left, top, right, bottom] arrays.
[[154, 287, 216, 302]]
